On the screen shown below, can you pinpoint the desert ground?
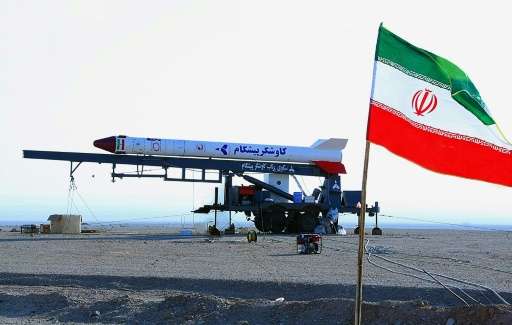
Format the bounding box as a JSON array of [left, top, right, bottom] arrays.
[[0, 225, 511, 324]]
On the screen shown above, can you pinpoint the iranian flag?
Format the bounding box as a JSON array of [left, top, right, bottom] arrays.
[[367, 25, 512, 187]]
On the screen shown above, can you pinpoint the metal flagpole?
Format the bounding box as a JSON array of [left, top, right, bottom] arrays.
[[354, 140, 370, 325]]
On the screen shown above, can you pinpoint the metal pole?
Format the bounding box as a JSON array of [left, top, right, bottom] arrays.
[[355, 24, 380, 324], [214, 187, 218, 227], [354, 141, 371, 325]]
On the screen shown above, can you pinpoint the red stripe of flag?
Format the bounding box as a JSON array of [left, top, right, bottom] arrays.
[[367, 103, 512, 187]]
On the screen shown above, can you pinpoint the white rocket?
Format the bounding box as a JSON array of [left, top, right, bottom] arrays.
[[94, 136, 348, 174]]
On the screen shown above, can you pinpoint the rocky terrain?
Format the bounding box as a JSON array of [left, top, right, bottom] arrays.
[[0, 227, 510, 324]]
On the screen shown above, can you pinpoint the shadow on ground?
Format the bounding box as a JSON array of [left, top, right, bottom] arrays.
[[0, 292, 69, 317], [1, 272, 510, 307]]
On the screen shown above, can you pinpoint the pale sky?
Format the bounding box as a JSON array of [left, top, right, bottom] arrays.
[[2, 1, 511, 226]]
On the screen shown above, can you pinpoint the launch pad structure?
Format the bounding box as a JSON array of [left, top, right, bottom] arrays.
[[23, 150, 380, 234]]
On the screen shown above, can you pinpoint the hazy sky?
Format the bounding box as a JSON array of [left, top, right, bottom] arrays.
[[2, 1, 511, 226]]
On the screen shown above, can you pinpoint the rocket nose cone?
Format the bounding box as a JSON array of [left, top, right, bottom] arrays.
[[93, 136, 116, 153]]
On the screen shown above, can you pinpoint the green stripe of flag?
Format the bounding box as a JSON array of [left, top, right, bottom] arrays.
[[376, 25, 495, 126]]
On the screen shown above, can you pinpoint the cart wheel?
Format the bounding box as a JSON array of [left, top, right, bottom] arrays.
[[247, 230, 257, 243], [372, 227, 382, 235]]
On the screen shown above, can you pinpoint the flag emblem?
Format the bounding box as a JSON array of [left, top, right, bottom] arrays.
[[412, 89, 438, 116]]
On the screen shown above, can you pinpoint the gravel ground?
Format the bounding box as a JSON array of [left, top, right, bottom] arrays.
[[0, 227, 511, 324]]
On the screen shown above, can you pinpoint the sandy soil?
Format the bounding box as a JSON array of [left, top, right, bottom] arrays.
[[0, 227, 511, 324]]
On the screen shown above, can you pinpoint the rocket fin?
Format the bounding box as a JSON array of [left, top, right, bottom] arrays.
[[311, 138, 348, 150], [313, 161, 347, 174]]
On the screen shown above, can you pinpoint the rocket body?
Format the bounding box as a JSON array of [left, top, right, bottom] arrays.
[[94, 135, 347, 167]]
